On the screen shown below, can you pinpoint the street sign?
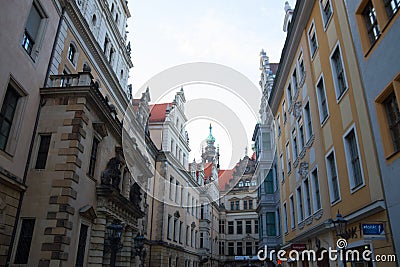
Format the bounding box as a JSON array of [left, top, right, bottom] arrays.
[[362, 223, 384, 235], [291, 244, 307, 251]]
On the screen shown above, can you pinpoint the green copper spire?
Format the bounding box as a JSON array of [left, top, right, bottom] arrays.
[[207, 123, 215, 144]]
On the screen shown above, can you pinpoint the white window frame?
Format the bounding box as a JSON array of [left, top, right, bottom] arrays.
[[291, 130, 298, 161], [308, 21, 319, 59], [302, 177, 312, 217], [283, 202, 288, 233], [297, 50, 306, 84], [280, 153, 284, 182], [303, 100, 313, 142], [325, 148, 341, 204], [319, 0, 334, 30], [285, 141, 291, 174], [330, 42, 349, 102], [289, 194, 296, 229], [296, 186, 304, 222], [315, 74, 330, 124], [310, 166, 322, 212], [342, 124, 365, 192]]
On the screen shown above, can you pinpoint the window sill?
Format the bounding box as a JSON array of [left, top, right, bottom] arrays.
[[323, 13, 333, 32], [320, 115, 330, 127], [350, 183, 365, 194], [336, 87, 349, 104], [330, 198, 341, 206]]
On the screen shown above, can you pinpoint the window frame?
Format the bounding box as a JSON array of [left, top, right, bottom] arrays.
[[310, 166, 322, 212], [315, 74, 330, 124], [308, 21, 319, 59], [325, 148, 341, 205], [319, 0, 334, 29], [343, 124, 365, 192], [330, 42, 349, 101], [34, 134, 51, 169]]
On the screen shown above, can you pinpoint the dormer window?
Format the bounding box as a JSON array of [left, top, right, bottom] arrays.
[[245, 180, 250, 187], [238, 181, 244, 187]]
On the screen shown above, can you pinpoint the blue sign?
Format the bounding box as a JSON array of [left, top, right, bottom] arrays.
[[362, 223, 384, 235]]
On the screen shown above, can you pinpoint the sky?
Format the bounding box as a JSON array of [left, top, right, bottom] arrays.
[[126, 0, 296, 168]]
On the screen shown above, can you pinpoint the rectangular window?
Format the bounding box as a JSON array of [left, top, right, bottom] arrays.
[[296, 187, 304, 222], [22, 2, 44, 56], [289, 195, 295, 228], [179, 221, 183, 243], [187, 193, 190, 213], [327, 151, 340, 203], [228, 242, 234, 256], [14, 218, 35, 264], [287, 85, 293, 106], [75, 224, 89, 267], [344, 129, 364, 189], [249, 199, 253, 209], [200, 233, 204, 248], [88, 137, 99, 177], [311, 168, 322, 211], [292, 69, 298, 95], [331, 45, 348, 99], [363, 1, 381, 44], [298, 52, 305, 83], [277, 115, 281, 137], [235, 200, 240, 210], [292, 130, 298, 160], [237, 220, 243, 234], [303, 179, 312, 217], [173, 218, 178, 242], [191, 228, 194, 247], [230, 201, 234, 210], [266, 212, 276, 236], [169, 177, 174, 200], [384, 92, 400, 153], [219, 220, 225, 234], [243, 200, 248, 210], [237, 241, 243, 255], [175, 181, 179, 203], [304, 102, 313, 141], [320, 0, 333, 26], [283, 203, 289, 233], [35, 135, 51, 169], [283, 101, 287, 124], [385, 0, 400, 18], [265, 171, 274, 194], [299, 124, 305, 151], [245, 220, 252, 234], [308, 23, 318, 58], [228, 221, 234, 234], [286, 142, 291, 173], [167, 215, 172, 240], [0, 85, 21, 151], [316, 77, 329, 123], [246, 242, 252, 256]]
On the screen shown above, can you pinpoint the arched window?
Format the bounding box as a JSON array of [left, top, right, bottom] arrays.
[[115, 13, 119, 23], [103, 36, 109, 53], [111, 3, 114, 13], [92, 14, 97, 26], [67, 43, 76, 63], [120, 69, 123, 78], [245, 180, 250, 187], [238, 181, 244, 187]]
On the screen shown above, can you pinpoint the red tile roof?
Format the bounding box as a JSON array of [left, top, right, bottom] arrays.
[[218, 168, 236, 190], [203, 162, 213, 178], [149, 103, 172, 122]]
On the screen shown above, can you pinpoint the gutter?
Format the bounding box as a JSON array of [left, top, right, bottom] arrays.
[[5, 6, 66, 266]]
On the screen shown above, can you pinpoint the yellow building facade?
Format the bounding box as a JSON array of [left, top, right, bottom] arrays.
[[269, 1, 397, 266]]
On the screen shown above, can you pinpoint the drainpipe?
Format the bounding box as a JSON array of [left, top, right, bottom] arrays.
[[5, 6, 66, 267]]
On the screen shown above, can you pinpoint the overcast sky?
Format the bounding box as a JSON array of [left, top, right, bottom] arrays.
[[126, 0, 296, 168]]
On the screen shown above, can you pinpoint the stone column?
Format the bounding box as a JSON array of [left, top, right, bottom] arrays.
[[88, 212, 107, 267]]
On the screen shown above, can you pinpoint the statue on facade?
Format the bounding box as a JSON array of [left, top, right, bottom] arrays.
[[101, 157, 122, 189], [129, 183, 142, 207]]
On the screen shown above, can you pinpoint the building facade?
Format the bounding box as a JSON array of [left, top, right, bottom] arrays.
[[0, 1, 60, 266], [219, 154, 260, 267], [269, 1, 397, 266], [254, 50, 281, 267], [343, 0, 400, 258], [3, 0, 155, 266]]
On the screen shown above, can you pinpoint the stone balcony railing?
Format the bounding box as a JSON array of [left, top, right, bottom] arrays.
[[48, 72, 94, 88]]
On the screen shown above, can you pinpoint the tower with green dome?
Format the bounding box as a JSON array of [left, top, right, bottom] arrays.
[[201, 124, 220, 167]]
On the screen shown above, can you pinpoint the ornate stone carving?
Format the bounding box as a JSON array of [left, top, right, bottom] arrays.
[[298, 162, 309, 178], [129, 183, 142, 208], [293, 102, 302, 118], [101, 157, 122, 189]]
